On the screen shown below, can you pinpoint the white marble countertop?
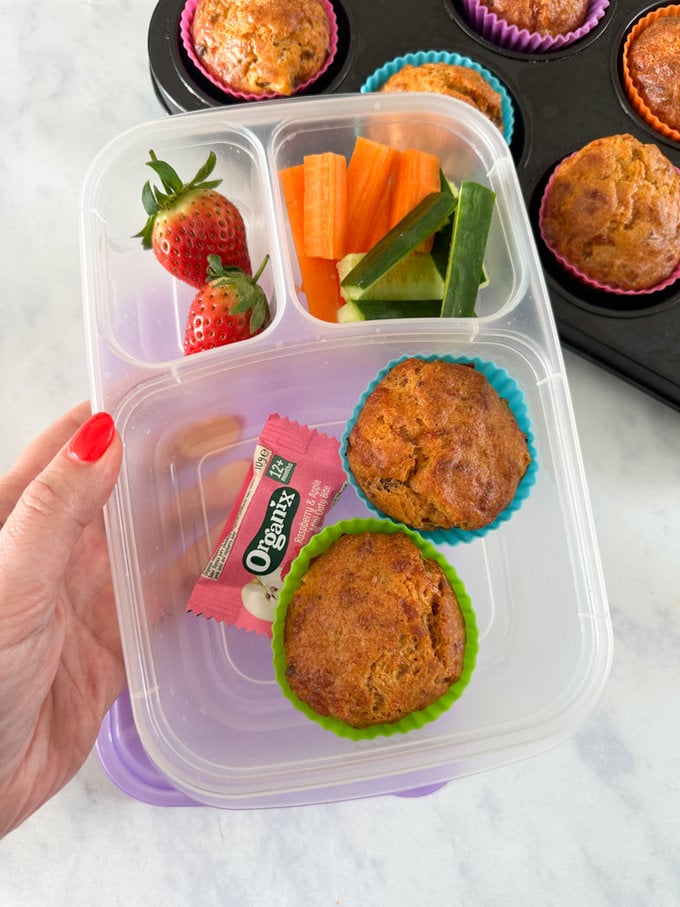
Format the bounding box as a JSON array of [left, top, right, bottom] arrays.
[[1, 2, 679, 904]]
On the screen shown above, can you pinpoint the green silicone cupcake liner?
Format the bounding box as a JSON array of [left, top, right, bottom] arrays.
[[341, 354, 538, 545], [271, 518, 479, 740], [360, 50, 515, 146]]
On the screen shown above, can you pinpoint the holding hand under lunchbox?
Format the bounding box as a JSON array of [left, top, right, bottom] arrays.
[[0, 405, 124, 839]]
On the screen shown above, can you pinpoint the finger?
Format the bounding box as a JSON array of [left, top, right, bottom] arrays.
[[165, 458, 250, 540], [0, 402, 92, 526], [0, 412, 122, 644], [137, 459, 249, 627], [166, 414, 243, 463]]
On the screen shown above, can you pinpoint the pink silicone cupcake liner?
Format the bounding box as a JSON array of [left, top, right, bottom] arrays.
[[539, 155, 680, 295], [622, 6, 680, 144], [180, 0, 339, 102], [461, 0, 609, 52]]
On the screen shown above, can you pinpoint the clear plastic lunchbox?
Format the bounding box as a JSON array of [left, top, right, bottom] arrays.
[[81, 93, 612, 808]]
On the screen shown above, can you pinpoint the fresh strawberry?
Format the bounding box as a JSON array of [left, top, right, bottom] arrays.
[[135, 149, 252, 287], [184, 254, 270, 355]]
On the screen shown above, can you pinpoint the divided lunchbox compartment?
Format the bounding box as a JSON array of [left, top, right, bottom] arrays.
[[148, 0, 680, 411], [82, 93, 612, 808]]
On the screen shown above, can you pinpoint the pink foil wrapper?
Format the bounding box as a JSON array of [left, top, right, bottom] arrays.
[[186, 414, 347, 636], [180, 0, 339, 101], [461, 0, 609, 52], [539, 155, 680, 295]]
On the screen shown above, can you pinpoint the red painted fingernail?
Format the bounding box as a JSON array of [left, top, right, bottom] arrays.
[[67, 412, 115, 463]]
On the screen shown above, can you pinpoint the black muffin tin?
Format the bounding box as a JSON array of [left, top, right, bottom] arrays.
[[148, 0, 680, 410]]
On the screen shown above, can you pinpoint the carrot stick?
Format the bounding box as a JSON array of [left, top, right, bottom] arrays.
[[364, 191, 393, 250], [280, 164, 342, 323], [346, 137, 400, 253], [388, 148, 441, 252], [303, 152, 348, 260]]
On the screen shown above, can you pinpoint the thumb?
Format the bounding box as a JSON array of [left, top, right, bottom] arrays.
[[0, 412, 122, 632]]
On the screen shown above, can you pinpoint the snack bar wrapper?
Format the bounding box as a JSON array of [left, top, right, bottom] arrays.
[[186, 414, 347, 636]]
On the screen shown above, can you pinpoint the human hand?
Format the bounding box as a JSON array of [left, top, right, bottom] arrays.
[[0, 403, 124, 837]]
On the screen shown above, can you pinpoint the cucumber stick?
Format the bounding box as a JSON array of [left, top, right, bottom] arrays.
[[338, 298, 442, 322], [440, 181, 495, 318], [337, 251, 445, 301], [340, 191, 457, 294], [432, 173, 457, 277], [432, 176, 487, 286]]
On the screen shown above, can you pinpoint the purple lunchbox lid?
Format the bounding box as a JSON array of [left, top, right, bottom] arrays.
[[96, 690, 445, 807], [96, 689, 197, 807]]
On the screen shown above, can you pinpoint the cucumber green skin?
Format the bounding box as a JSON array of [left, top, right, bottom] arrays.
[[338, 251, 445, 302], [440, 181, 495, 318], [338, 299, 442, 322], [439, 171, 458, 199], [432, 174, 457, 277], [340, 192, 457, 292]]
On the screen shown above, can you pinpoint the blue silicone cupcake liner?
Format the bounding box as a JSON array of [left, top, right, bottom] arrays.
[[271, 517, 479, 740], [341, 354, 538, 545], [360, 50, 515, 146]]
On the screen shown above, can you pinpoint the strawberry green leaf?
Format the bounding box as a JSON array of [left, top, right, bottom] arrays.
[[207, 255, 271, 335], [193, 150, 217, 184], [134, 216, 155, 249], [249, 298, 268, 333], [140, 181, 159, 217], [206, 253, 226, 280], [146, 150, 183, 194]]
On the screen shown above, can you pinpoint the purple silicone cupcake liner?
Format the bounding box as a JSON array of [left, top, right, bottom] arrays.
[[461, 0, 610, 52], [539, 155, 680, 295], [341, 354, 538, 545], [180, 0, 339, 102], [360, 50, 515, 145]]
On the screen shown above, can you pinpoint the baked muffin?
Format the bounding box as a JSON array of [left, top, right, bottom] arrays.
[[190, 0, 332, 97], [540, 134, 680, 291], [624, 9, 680, 137], [476, 0, 590, 35], [345, 358, 531, 532], [283, 530, 467, 728], [380, 62, 504, 132]]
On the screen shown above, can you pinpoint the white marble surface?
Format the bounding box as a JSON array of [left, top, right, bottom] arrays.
[[1, 2, 679, 904]]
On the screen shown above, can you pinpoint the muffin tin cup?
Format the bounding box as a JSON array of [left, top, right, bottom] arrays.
[[460, 0, 610, 52], [360, 49, 515, 145], [621, 5, 680, 144], [538, 152, 680, 296], [271, 517, 479, 740], [179, 0, 340, 101], [341, 354, 538, 545]]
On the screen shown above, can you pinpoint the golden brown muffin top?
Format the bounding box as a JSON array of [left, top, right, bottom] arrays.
[[191, 0, 331, 96], [627, 16, 680, 131], [380, 62, 504, 131], [542, 134, 680, 290], [479, 0, 589, 35], [346, 359, 531, 531], [283, 531, 466, 728]]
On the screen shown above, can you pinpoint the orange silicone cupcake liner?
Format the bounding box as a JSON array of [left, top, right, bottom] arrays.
[[622, 5, 680, 144]]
